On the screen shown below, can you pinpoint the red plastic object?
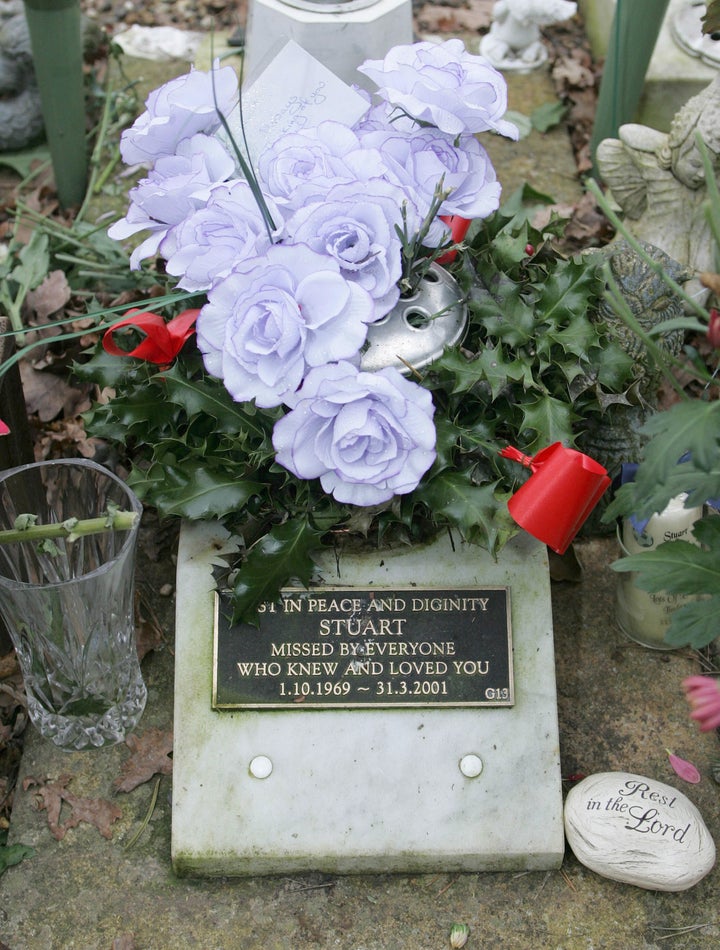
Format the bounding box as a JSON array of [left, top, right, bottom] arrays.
[[436, 215, 472, 265], [500, 443, 611, 554], [103, 308, 200, 365]]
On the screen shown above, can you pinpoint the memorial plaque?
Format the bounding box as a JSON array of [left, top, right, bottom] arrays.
[[213, 587, 513, 709]]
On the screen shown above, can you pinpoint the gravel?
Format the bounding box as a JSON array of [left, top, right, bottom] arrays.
[[80, 0, 246, 35]]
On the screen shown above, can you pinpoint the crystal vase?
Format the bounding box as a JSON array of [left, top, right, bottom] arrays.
[[0, 459, 146, 749]]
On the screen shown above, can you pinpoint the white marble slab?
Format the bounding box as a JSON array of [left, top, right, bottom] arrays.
[[171, 522, 563, 875]]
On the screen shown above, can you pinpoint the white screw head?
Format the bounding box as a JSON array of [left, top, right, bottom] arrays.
[[459, 754, 483, 778], [249, 755, 273, 779]]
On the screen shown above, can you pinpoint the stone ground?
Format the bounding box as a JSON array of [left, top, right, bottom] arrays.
[[1, 12, 719, 950]]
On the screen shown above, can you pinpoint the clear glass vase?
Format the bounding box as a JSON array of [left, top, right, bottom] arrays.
[[0, 459, 147, 749]]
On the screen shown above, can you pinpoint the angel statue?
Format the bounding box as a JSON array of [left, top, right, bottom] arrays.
[[479, 0, 577, 72], [595, 74, 720, 305]]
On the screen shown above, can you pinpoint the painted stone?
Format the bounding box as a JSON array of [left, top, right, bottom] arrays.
[[564, 772, 716, 891]]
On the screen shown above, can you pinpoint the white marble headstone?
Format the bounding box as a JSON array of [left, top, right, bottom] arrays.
[[171, 522, 564, 875], [564, 772, 716, 891]]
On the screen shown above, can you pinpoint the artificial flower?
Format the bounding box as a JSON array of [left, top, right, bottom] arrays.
[[272, 360, 436, 506], [108, 134, 236, 269], [683, 675, 720, 731], [163, 180, 278, 291], [284, 180, 406, 321], [196, 244, 374, 408], [119, 62, 239, 165], [357, 38, 519, 139], [256, 120, 388, 212]]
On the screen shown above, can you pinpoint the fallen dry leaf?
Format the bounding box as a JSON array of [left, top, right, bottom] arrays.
[[24, 270, 72, 323], [23, 773, 122, 840], [113, 728, 173, 794]]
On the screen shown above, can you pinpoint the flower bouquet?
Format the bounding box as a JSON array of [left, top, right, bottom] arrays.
[[79, 39, 634, 620]]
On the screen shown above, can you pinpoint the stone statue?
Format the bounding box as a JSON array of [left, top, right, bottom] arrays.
[[479, 0, 578, 72], [0, 1, 43, 151], [577, 240, 690, 532], [596, 74, 720, 305], [0, 0, 103, 153]]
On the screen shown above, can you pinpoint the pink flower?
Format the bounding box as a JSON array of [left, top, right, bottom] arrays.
[[708, 308, 720, 349], [0, 419, 9, 436], [683, 675, 720, 731]]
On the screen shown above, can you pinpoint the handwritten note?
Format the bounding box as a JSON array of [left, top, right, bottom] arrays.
[[222, 40, 370, 163]]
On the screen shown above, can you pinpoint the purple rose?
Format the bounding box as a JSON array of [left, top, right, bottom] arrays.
[[163, 180, 278, 291], [119, 63, 239, 165], [368, 126, 501, 220], [272, 361, 437, 506], [196, 245, 374, 408], [257, 121, 389, 213], [284, 180, 405, 321], [357, 40, 518, 140], [108, 134, 236, 269]]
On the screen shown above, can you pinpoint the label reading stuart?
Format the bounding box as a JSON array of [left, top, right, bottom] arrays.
[[212, 587, 514, 709]]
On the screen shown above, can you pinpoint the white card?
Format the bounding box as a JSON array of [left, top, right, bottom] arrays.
[[221, 40, 370, 163]]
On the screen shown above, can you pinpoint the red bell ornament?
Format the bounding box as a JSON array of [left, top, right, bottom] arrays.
[[500, 443, 611, 554]]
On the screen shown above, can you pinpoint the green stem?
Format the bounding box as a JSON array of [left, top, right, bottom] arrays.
[[586, 177, 710, 322], [0, 510, 139, 546]]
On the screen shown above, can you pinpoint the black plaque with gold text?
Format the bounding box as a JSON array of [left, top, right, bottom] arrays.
[[212, 587, 513, 709]]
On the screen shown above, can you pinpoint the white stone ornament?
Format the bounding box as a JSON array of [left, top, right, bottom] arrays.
[[564, 772, 716, 891]]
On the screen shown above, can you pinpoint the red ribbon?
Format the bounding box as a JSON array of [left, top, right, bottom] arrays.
[[103, 308, 200, 365], [436, 215, 472, 265]]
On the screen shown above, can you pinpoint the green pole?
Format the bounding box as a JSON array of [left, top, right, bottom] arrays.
[[22, 0, 88, 207], [590, 0, 671, 175]]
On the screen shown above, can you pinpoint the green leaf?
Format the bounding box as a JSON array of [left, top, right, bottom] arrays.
[[98, 390, 177, 431], [702, 0, 720, 35], [611, 534, 720, 598], [161, 363, 271, 439], [414, 471, 516, 552], [145, 464, 264, 519], [13, 232, 50, 292], [640, 401, 720, 475], [663, 596, 720, 650], [473, 283, 536, 346], [592, 342, 635, 391], [519, 396, 579, 448], [535, 259, 600, 328], [473, 344, 535, 398], [531, 100, 567, 133], [0, 843, 35, 876], [230, 517, 325, 622], [0, 146, 50, 178]]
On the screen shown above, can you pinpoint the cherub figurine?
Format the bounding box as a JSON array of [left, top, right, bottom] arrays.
[[479, 0, 577, 72], [596, 74, 720, 304]]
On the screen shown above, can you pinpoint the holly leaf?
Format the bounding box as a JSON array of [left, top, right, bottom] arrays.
[[535, 258, 599, 327], [230, 516, 325, 623], [414, 471, 516, 552], [114, 728, 173, 794], [140, 463, 264, 520], [474, 344, 534, 398], [161, 363, 272, 439], [519, 395, 579, 449]]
